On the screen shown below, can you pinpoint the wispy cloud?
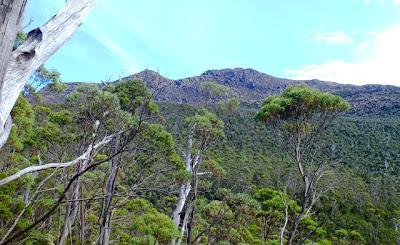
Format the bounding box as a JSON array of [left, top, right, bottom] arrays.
[[394, 0, 400, 6], [82, 20, 140, 76], [315, 31, 353, 45], [285, 24, 400, 85]]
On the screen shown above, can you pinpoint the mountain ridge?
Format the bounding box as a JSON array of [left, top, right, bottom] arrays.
[[39, 67, 400, 116]]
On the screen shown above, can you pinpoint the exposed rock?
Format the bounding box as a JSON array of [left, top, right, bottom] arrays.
[[38, 68, 400, 117]]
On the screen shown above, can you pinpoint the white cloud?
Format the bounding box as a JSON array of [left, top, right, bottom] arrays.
[[285, 24, 400, 85], [362, 0, 400, 6], [315, 32, 353, 45]]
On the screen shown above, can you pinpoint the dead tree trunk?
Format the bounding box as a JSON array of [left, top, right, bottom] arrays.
[[0, 0, 27, 149], [0, 0, 97, 149], [0, 0, 27, 88]]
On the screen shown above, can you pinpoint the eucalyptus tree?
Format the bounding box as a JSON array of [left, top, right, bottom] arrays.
[[256, 85, 349, 245], [56, 84, 135, 245], [95, 79, 180, 245], [171, 81, 238, 244], [200, 81, 239, 111], [172, 109, 224, 245]]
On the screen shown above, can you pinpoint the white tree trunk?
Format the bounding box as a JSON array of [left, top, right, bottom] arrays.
[[280, 202, 289, 245], [0, 0, 97, 149], [172, 136, 194, 227], [172, 135, 205, 244], [172, 182, 191, 227], [177, 206, 190, 245]]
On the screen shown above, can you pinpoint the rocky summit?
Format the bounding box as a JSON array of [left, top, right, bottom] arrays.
[[39, 68, 400, 116]]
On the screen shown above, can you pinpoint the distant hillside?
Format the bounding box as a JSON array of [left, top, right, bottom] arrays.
[[39, 68, 400, 116]]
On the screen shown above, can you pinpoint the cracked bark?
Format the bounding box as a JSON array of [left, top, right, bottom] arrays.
[[0, 0, 97, 150]]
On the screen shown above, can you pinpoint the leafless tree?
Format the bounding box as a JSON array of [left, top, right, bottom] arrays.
[[0, 0, 97, 149]]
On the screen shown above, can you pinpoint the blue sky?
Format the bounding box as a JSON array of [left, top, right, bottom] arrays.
[[25, 0, 400, 85]]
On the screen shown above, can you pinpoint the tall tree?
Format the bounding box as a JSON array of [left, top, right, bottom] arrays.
[[0, 0, 97, 149], [172, 109, 224, 245], [256, 85, 349, 245]]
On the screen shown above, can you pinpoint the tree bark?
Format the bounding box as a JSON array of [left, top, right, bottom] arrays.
[[0, 0, 97, 149], [0, 133, 114, 186], [58, 159, 89, 245], [173, 135, 204, 245], [98, 135, 121, 245], [280, 202, 289, 245], [0, 0, 27, 87]]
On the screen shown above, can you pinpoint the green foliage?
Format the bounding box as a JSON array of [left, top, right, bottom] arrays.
[[1, 76, 398, 245], [111, 79, 159, 114], [200, 81, 240, 113], [200, 81, 230, 99], [256, 85, 349, 123], [186, 109, 224, 140], [8, 96, 34, 151], [128, 198, 179, 244], [14, 32, 27, 48]]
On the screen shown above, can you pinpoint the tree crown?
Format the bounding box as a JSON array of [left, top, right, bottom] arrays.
[[256, 85, 349, 123]]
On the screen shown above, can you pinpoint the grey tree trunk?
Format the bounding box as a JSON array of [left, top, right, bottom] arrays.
[[98, 135, 121, 245], [0, 0, 27, 149], [0, 0, 27, 88], [58, 160, 89, 245], [0, 0, 97, 149]]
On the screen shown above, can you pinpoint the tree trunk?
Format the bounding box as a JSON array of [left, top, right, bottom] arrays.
[[0, 0, 97, 149], [98, 135, 121, 245], [172, 136, 194, 244], [0, 0, 27, 87], [58, 159, 89, 245], [177, 205, 191, 245], [173, 182, 191, 227], [280, 202, 289, 245], [186, 168, 199, 245]]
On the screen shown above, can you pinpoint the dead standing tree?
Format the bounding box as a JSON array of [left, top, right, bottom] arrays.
[[0, 0, 97, 149]]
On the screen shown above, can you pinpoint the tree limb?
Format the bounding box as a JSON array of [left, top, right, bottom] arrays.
[[0, 114, 12, 149], [0, 0, 97, 141], [0, 134, 114, 186]]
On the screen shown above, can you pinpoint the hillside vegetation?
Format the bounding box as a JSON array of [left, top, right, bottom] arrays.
[[0, 70, 399, 244]]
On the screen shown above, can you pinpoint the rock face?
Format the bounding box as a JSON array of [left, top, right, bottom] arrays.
[[39, 68, 400, 116]]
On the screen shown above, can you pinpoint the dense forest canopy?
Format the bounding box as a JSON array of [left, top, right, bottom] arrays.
[[0, 74, 399, 244], [0, 1, 400, 245]]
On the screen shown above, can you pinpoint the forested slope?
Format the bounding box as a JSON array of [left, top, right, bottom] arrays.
[[1, 73, 399, 244]]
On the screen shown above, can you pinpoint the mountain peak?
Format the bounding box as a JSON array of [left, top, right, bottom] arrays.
[[39, 67, 400, 116]]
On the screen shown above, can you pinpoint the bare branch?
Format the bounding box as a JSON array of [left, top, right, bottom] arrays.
[[0, 134, 114, 186], [0, 0, 97, 143]]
